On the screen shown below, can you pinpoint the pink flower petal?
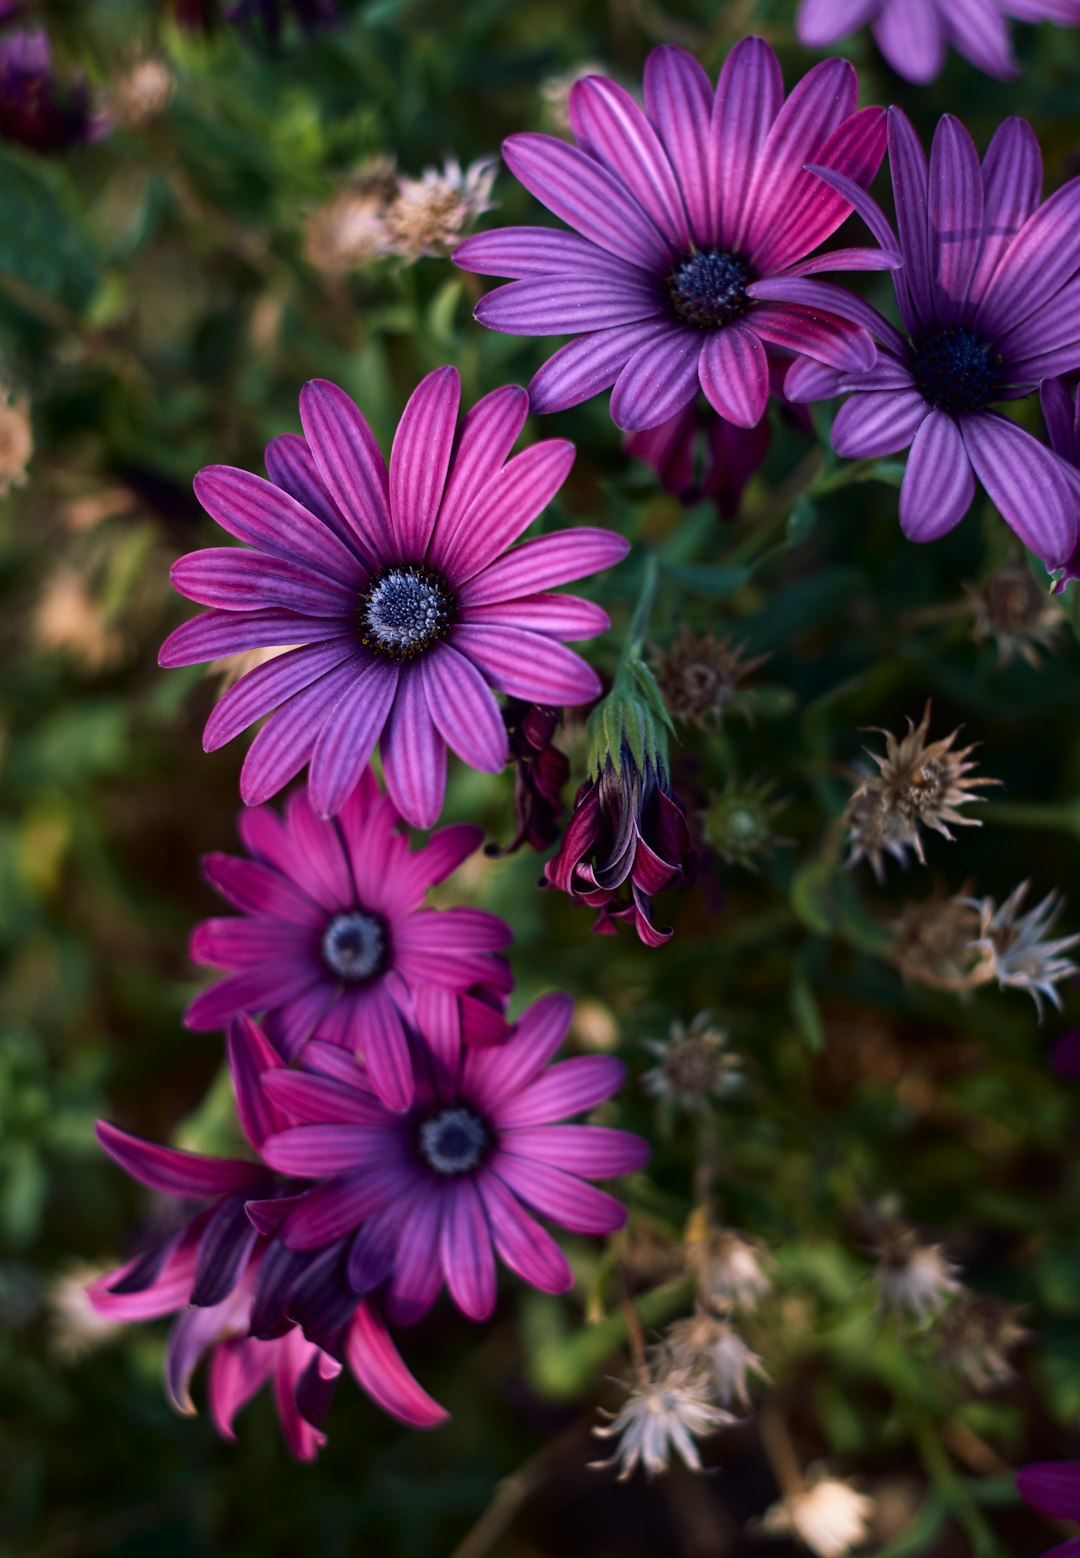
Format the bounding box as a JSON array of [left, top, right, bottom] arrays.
[[389, 366, 460, 559]]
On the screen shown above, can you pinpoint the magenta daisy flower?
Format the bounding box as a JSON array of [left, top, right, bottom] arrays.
[[90, 1017, 446, 1453], [186, 770, 512, 1112], [791, 109, 1080, 568], [160, 369, 628, 828], [453, 39, 889, 434], [798, 0, 1080, 84], [253, 992, 649, 1324], [1017, 1461, 1080, 1557]]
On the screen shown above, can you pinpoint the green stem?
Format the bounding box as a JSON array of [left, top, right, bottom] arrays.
[[625, 552, 661, 664], [910, 1416, 1002, 1557]]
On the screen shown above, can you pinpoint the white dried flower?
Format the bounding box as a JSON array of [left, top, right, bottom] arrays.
[[689, 1228, 774, 1312], [873, 1228, 961, 1325], [302, 160, 398, 275], [966, 881, 1080, 1020], [936, 1295, 1028, 1392], [108, 56, 173, 127], [642, 1012, 742, 1111], [758, 1471, 874, 1558], [591, 1360, 735, 1481], [384, 157, 496, 261], [666, 1312, 769, 1408], [49, 1263, 122, 1363]]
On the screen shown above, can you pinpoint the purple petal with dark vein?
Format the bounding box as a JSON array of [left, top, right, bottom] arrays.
[[874, 0, 946, 85], [463, 592, 610, 641], [492, 1054, 626, 1127], [502, 132, 673, 271], [194, 466, 366, 584], [970, 117, 1042, 305], [262, 1122, 400, 1175], [438, 438, 576, 583], [474, 273, 664, 335], [947, 0, 1015, 80], [998, 276, 1080, 374], [454, 226, 638, 280], [261, 1069, 385, 1126], [387, 1186, 446, 1325], [803, 163, 901, 257], [797, 0, 879, 46], [203, 640, 360, 752], [610, 327, 702, 431], [1017, 1463, 1080, 1522], [527, 318, 679, 415], [975, 178, 1080, 337], [421, 645, 508, 772], [780, 247, 902, 275], [389, 366, 460, 560], [886, 107, 936, 331], [440, 1180, 496, 1320], [264, 432, 362, 556], [350, 983, 415, 1114], [207, 1336, 278, 1438], [190, 915, 314, 971], [1041, 378, 1078, 462], [749, 274, 903, 356], [429, 384, 529, 557], [238, 658, 362, 807], [961, 412, 1078, 565], [379, 666, 447, 829], [226, 1013, 290, 1149], [345, 1200, 403, 1293], [347, 1301, 449, 1427], [477, 1172, 573, 1293], [459, 528, 629, 607], [899, 410, 976, 540], [166, 1300, 235, 1414], [710, 36, 784, 252], [699, 324, 769, 427], [283, 1242, 356, 1352], [262, 983, 337, 1062], [783, 357, 851, 403], [463, 991, 573, 1113], [190, 1195, 261, 1308], [490, 1153, 627, 1234], [569, 73, 690, 251], [926, 115, 984, 313], [642, 46, 714, 246], [298, 379, 393, 565], [95, 1121, 266, 1197], [453, 624, 601, 704], [832, 389, 928, 457], [307, 659, 399, 819], [282, 1166, 412, 1248], [249, 1240, 310, 1338], [501, 1124, 650, 1178], [171, 548, 357, 618], [159, 608, 343, 669], [397, 822, 484, 902], [748, 305, 876, 374], [184, 958, 324, 1032]]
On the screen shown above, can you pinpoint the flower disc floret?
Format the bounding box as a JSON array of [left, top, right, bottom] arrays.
[[321, 910, 388, 983], [912, 326, 1002, 416], [667, 250, 753, 332], [418, 1106, 490, 1175], [359, 566, 455, 659]]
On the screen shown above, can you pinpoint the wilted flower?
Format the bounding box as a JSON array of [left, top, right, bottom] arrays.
[[797, 0, 1079, 82], [666, 1311, 768, 1408], [758, 1470, 874, 1558], [457, 40, 887, 433], [965, 564, 1064, 667], [652, 628, 768, 730], [642, 1013, 742, 1111], [385, 157, 497, 261], [107, 56, 173, 128], [967, 882, 1080, 1019], [591, 1358, 735, 1480], [0, 389, 32, 495], [892, 893, 983, 992], [688, 1227, 774, 1312], [871, 1223, 961, 1324], [487, 701, 569, 855], [0, 30, 103, 154], [845, 703, 996, 880], [936, 1294, 1027, 1391], [302, 160, 398, 275], [701, 776, 790, 872]]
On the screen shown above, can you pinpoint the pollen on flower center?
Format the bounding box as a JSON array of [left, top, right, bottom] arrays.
[[321, 910, 388, 982], [418, 1106, 490, 1175], [667, 249, 753, 331], [912, 326, 1002, 415], [358, 566, 454, 659]]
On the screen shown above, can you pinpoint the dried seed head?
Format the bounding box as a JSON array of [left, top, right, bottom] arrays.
[[965, 881, 1080, 1020], [303, 162, 397, 274], [384, 157, 496, 261], [651, 628, 768, 730], [642, 1012, 741, 1110], [871, 1223, 961, 1325], [666, 1312, 769, 1408], [0, 389, 32, 496], [965, 565, 1063, 667], [936, 1294, 1028, 1392], [590, 1358, 735, 1480], [845, 702, 998, 879], [758, 1470, 875, 1558], [687, 1225, 774, 1312], [892, 893, 984, 992]]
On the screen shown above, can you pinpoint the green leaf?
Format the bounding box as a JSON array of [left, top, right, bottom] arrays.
[[0, 146, 98, 306], [790, 970, 826, 1052], [661, 562, 750, 600]]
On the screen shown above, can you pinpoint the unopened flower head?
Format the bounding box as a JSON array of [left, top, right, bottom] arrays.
[[967, 881, 1080, 1019], [0, 388, 32, 495], [846, 703, 997, 880], [702, 775, 789, 872], [758, 1469, 874, 1558], [385, 157, 496, 261], [651, 628, 768, 730], [666, 1312, 768, 1408], [937, 1294, 1027, 1392], [591, 1358, 735, 1480], [871, 1223, 961, 1325], [965, 565, 1064, 668], [892, 893, 983, 993], [688, 1227, 774, 1312], [643, 1012, 741, 1111]]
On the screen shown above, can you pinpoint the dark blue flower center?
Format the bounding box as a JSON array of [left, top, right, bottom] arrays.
[[667, 249, 753, 330], [359, 566, 454, 659], [911, 326, 1002, 416], [418, 1106, 489, 1176], [321, 911, 387, 982]]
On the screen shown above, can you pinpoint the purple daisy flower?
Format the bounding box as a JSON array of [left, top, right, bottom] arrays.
[[1040, 379, 1080, 589], [798, 0, 1080, 85], [186, 770, 513, 1113], [253, 992, 650, 1324], [160, 369, 627, 828], [453, 39, 890, 434], [90, 1016, 446, 1452], [790, 109, 1080, 568], [1017, 1461, 1080, 1557], [0, 30, 104, 154]]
